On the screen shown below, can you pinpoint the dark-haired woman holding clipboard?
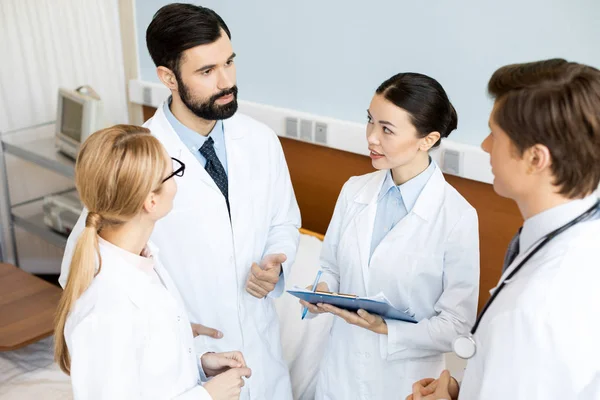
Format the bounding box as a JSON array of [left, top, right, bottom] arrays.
[[300, 73, 480, 399]]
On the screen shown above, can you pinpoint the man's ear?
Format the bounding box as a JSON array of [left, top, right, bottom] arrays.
[[526, 144, 552, 174], [157, 67, 178, 91]]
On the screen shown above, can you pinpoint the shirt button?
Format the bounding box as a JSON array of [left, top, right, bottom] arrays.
[[188, 348, 192, 354], [177, 316, 181, 322]]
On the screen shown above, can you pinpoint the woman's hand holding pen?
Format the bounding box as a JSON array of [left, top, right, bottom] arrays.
[[298, 282, 388, 334], [299, 282, 330, 314]]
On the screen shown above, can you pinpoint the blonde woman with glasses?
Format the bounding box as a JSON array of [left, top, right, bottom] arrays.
[[54, 125, 251, 400]]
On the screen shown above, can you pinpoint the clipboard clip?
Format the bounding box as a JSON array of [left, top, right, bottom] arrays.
[[315, 290, 358, 298]]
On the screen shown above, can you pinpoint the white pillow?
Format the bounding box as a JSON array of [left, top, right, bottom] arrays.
[[275, 234, 333, 400]]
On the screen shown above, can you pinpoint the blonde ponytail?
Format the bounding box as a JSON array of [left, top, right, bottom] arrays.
[[54, 212, 103, 374]]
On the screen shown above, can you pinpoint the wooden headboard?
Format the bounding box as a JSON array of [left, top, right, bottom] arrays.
[[143, 106, 523, 311]]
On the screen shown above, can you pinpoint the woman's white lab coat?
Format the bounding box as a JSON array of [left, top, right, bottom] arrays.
[[315, 166, 480, 400], [459, 216, 600, 399], [65, 239, 211, 400]]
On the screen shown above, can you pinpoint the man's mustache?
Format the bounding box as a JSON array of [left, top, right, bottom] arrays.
[[210, 86, 238, 103]]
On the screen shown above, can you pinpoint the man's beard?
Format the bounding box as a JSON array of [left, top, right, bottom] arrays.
[[177, 76, 238, 120]]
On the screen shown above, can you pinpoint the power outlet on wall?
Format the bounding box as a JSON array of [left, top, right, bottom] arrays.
[[442, 149, 462, 175], [315, 122, 328, 144], [285, 117, 298, 138], [143, 87, 153, 105], [300, 119, 313, 141]]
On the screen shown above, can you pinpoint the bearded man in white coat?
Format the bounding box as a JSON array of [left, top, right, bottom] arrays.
[[60, 4, 301, 399]]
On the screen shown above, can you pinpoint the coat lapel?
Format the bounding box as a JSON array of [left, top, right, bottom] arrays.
[[352, 171, 387, 290], [222, 117, 246, 228]]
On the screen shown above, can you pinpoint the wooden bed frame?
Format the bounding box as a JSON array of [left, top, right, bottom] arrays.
[[143, 106, 523, 311], [299, 228, 325, 241]]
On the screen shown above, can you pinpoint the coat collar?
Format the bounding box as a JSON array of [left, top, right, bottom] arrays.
[[353, 163, 447, 222], [96, 239, 156, 309], [149, 100, 245, 140]]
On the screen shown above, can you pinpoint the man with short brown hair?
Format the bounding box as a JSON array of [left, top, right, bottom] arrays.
[[408, 59, 600, 399]]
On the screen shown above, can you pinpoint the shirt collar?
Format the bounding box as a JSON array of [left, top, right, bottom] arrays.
[[98, 236, 156, 277], [163, 96, 224, 154], [377, 158, 437, 213], [377, 171, 398, 202], [520, 194, 599, 254]]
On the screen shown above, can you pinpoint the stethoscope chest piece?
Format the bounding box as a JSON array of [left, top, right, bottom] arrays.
[[453, 335, 477, 360]]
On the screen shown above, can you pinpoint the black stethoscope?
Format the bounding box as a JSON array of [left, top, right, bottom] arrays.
[[453, 200, 600, 360]]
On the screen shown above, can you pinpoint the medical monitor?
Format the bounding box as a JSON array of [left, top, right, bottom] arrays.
[[55, 86, 103, 159]]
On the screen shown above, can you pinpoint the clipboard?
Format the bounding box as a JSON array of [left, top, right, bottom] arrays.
[[287, 289, 417, 323]]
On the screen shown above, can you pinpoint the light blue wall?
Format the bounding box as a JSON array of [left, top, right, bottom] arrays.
[[136, 1, 600, 146]]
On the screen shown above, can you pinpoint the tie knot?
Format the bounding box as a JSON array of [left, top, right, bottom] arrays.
[[199, 136, 217, 159]]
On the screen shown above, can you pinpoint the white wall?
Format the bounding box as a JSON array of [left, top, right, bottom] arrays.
[[135, 0, 600, 147]]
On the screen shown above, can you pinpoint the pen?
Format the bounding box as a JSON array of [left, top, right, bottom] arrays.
[[301, 270, 323, 320]]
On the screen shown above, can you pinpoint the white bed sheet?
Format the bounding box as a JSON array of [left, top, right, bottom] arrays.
[[0, 337, 72, 399], [275, 233, 333, 400]]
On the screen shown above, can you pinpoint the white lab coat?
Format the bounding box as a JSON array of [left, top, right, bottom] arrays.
[[459, 218, 600, 399], [65, 240, 210, 400], [314, 167, 480, 400], [61, 104, 301, 400]]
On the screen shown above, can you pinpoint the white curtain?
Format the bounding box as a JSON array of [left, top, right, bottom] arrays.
[[0, 0, 128, 131], [0, 0, 127, 273]]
